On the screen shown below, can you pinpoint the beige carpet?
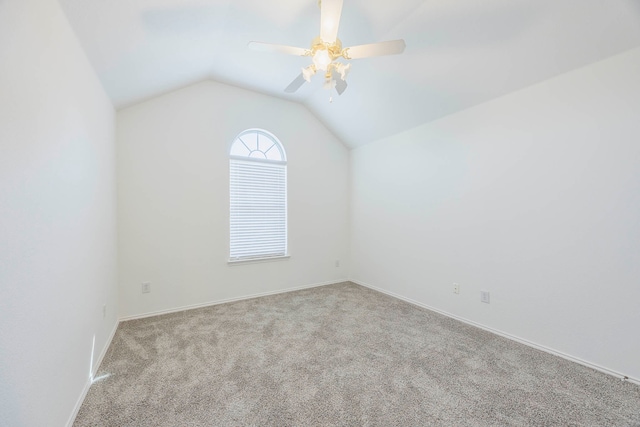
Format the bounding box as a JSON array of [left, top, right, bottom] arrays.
[[74, 282, 640, 426]]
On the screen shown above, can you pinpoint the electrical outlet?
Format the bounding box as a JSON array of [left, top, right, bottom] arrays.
[[453, 283, 459, 294], [102, 304, 106, 318], [480, 290, 490, 304], [335, 260, 340, 268], [142, 282, 151, 293]]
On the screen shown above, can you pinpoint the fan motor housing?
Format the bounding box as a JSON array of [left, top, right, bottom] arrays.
[[310, 36, 344, 60]]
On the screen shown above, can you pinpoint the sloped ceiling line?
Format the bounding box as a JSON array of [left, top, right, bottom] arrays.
[[58, 0, 640, 148]]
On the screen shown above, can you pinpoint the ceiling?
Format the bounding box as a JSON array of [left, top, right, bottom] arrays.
[[58, 0, 640, 148]]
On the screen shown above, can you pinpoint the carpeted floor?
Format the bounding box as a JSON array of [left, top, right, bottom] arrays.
[[74, 282, 640, 426]]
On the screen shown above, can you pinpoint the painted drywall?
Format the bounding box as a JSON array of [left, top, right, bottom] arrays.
[[350, 47, 640, 380], [0, 0, 117, 425], [117, 81, 349, 318]]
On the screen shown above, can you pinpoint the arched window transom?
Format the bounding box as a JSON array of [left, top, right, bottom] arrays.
[[230, 129, 286, 162]]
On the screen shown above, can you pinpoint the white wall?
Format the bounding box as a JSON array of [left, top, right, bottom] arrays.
[[0, 0, 117, 426], [117, 81, 349, 318], [350, 48, 640, 381]]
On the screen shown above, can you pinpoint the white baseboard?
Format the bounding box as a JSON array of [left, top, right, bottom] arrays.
[[92, 320, 119, 377], [119, 279, 349, 322], [350, 279, 639, 386], [66, 320, 120, 427]]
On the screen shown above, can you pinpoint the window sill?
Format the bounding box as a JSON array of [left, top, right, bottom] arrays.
[[227, 255, 290, 266]]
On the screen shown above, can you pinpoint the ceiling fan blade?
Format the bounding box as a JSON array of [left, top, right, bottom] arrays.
[[332, 71, 348, 95], [284, 73, 307, 93], [320, 0, 343, 44], [248, 41, 307, 56], [344, 39, 406, 59]]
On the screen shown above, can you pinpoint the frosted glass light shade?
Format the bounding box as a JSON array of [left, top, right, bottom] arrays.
[[312, 49, 331, 71]]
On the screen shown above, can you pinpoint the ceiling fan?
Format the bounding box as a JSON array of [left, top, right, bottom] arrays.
[[248, 0, 406, 99]]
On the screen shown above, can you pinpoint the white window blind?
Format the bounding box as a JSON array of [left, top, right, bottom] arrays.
[[229, 129, 287, 261]]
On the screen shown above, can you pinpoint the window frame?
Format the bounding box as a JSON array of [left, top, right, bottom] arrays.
[[228, 129, 288, 264]]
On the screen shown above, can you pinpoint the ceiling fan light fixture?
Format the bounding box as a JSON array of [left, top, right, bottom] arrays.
[[312, 48, 332, 71], [302, 65, 317, 83], [335, 62, 351, 80], [323, 77, 336, 91]]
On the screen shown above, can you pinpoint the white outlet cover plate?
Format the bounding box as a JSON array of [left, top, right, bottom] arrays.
[[480, 291, 490, 303]]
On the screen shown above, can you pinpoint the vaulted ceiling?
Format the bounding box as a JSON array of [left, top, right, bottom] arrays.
[[58, 0, 640, 148]]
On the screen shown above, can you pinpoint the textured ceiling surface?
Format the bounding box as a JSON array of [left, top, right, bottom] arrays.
[[58, 0, 640, 148]]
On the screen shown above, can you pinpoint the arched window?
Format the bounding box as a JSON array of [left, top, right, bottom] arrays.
[[229, 129, 287, 261]]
